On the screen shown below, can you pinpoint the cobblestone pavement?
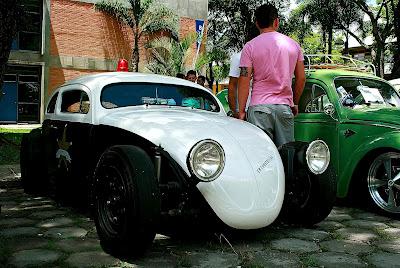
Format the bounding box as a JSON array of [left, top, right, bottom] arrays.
[[1, 165, 400, 268]]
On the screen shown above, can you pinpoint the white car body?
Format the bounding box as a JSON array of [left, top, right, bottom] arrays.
[[389, 78, 400, 92], [45, 72, 285, 229]]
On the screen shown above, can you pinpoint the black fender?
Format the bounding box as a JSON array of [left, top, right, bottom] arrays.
[[278, 141, 336, 225]]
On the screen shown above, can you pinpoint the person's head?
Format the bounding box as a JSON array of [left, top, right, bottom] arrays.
[[197, 75, 206, 86], [254, 4, 279, 31], [186, 70, 197, 82], [176, 73, 185, 79]]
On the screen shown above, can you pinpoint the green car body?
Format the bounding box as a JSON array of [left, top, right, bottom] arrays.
[[295, 69, 400, 199], [219, 68, 400, 215]]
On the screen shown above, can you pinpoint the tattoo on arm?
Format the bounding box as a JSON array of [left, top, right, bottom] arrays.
[[240, 67, 250, 77]]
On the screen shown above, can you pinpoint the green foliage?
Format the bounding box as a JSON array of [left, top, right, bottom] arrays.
[[208, 0, 290, 52], [95, 0, 179, 71], [145, 33, 197, 76]]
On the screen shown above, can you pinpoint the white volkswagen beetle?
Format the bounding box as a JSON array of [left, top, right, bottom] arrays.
[[20, 72, 335, 256]]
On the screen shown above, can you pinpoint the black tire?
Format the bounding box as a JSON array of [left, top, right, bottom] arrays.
[[364, 152, 400, 217], [278, 142, 336, 226], [92, 145, 160, 257], [20, 129, 48, 194]]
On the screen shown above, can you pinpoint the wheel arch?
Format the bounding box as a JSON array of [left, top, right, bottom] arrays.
[[343, 146, 400, 198]]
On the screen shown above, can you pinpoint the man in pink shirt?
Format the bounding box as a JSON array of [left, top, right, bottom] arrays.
[[238, 3, 306, 147]]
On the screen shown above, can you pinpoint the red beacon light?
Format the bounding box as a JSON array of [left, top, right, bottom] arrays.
[[117, 59, 129, 72]]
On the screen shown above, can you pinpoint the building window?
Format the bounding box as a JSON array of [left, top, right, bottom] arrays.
[[11, 0, 42, 52], [0, 65, 42, 123]]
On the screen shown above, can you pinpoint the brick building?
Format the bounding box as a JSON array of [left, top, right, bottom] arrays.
[[1, 0, 208, 124]]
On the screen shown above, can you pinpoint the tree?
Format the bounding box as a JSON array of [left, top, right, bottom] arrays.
[[195, 48, 230, 90], [208, 0, 290, 52], [389, 0, 400, 78], [346, 0, 395, 77], [0, 0, 22, 96], [145, 33, 197, 76], [95, 0, 179, 72]]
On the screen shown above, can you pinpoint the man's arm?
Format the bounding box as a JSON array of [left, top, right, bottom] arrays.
[[228, 77, 238, 113], [237, 67, 252, 120], [293, 60, 306, 115]]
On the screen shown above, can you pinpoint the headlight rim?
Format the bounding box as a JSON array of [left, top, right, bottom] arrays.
[[305, 140, 330, 175], [188, 139, 225, 182]]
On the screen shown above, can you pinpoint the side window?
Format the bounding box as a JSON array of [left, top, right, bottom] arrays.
[[47, 92, 58, 113], [299, 83, 329, 113], [61, 90, 90, 114]]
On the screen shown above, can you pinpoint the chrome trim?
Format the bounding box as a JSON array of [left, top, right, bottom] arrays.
[[188, 139, 225, 182]]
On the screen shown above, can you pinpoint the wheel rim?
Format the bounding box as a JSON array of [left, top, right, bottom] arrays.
[[95, 164, 129, 236], [368, 152, 400, 214]]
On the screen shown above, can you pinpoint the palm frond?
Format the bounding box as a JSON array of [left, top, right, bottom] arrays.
[[139, 3, 179, 40], [94, 0, 135, 28]]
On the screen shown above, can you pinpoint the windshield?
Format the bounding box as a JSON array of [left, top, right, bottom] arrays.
[[334, 78, 400, 109], [101, 82, 220, 112]]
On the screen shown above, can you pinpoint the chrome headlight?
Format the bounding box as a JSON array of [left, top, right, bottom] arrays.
[[189, 140, 225, 182], [306, 140, 330, 174]]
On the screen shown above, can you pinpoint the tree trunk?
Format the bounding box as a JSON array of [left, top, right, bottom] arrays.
[[322, 31, 327, 54], [391, 0, 400, 78], [0, 0, 20, 95], [328, 27, 333, 54], [208, 61, 214, 90], [132, 29, 140, 72], [373, 44, 385, 78], [344, 32, 349, 55]]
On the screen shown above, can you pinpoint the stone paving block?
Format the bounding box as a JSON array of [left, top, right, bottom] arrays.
[[0, 227, 40, 238], [316, 220, 345, 231], [270, 238, 320, 253], [334, 228, 379, 242], [310, 252, 367, 267], [366, 252, 400, 268], [188, 252, 239, 268], [326, 213, 353, 222], [43, 227, 88, 239], [343, 220, 390, 230], [380, 227, 400, 238], [377, 239, 400, 254], [10, 249, 61, 267], [65, 251, 120, 267], [249, 250, 301, 268], [7, 237, 48, 252], [29, 210, 66, 219], [55, 238, 101, 252], [37, 217, 74, 228], [352, 212, 391, 222], [0, 217, 36, 227], [287, 228, 330, 241], [320, 240, 373, 255], [388, 221, 400, 229]]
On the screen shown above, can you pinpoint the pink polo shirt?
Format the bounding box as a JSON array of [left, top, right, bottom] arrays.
[[240, 32, 304, 107]]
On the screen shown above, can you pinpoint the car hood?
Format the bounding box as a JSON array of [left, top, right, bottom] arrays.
[[346, 107, 400, 127], [98, 107, 285, 229], [98, 107, 280, 175]]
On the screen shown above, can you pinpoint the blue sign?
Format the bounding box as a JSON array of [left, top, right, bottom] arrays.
[[195, 19, 205, 49]]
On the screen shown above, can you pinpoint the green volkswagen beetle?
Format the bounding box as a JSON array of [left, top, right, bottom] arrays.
[[220, 55, 400, 216]]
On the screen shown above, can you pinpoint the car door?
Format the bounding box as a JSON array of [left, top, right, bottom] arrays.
[[43, 85, 93, 202], [295, 80, 339, 174]]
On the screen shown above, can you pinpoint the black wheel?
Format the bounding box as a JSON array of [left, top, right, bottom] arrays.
[[92, 145, 160, 257], [279, 142, 336, 226], [366, 152, 400, 216], [20, 129, 48, 194]]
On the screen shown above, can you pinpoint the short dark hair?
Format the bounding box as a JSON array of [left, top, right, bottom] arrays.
[[176, 73, 185, 79], [255, 3, 278, 29], [187, 70, 197, 76], [197, 75, 205, 82]]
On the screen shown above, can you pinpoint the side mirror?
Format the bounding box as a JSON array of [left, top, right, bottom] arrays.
[[323, 103, 335, 116]]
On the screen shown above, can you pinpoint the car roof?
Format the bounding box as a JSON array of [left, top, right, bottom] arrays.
[[307, 69, 380, 82], [62, 72, 208, 91]]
